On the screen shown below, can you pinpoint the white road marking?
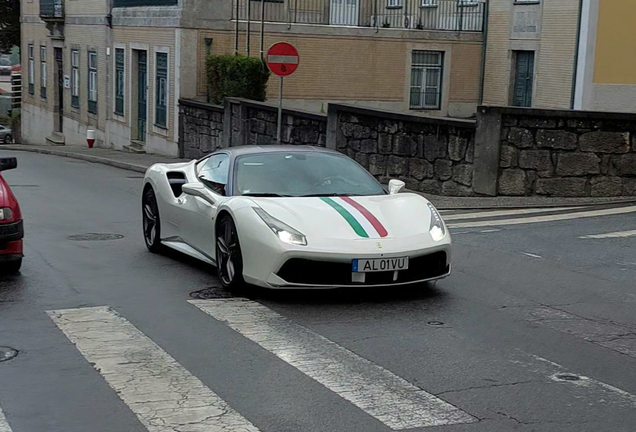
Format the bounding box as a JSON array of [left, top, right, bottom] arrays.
[[525, 354, 636, 408], [190, 299, 476, 430], [521, 252, 542, 259], [0, 406, 12, 432], [579, 229, 636, 239], [48, 306, 260, 432], [442, 207, 581, 221], [447, 205, 636, 228], [480, 229, 501, 233]]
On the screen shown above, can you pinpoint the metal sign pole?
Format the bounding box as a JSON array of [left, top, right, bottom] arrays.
[[277, 76, 283, 143], [260, 0, 265, 61]]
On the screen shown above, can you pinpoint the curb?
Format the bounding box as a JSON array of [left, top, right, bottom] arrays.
[[1, 145, 148, 174]]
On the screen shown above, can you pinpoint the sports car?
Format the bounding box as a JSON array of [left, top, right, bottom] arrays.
[[142, 145, 451, 289]]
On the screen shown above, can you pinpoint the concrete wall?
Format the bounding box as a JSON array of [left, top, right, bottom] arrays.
[[479, 106, 636, 197]]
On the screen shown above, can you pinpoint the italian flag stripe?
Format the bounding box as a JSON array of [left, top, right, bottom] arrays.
[[320, 197, 369, 238], [321, 197, 388, 238]]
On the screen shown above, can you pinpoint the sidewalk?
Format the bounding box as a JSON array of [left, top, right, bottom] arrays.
[[2, 144, 635, 209]]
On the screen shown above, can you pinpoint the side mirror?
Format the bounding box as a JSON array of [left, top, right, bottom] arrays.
[[388, 179, 405, 195], [0, 157, 17, 172], [182, 182, 216, 205]]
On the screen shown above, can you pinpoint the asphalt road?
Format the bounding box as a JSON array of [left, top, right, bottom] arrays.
[[1, 150, 635, 432]]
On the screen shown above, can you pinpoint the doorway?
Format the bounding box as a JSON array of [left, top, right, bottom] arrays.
[[131, 50, 148, 142], [511, 51, 534, 107], [54, 47, 63, 132]]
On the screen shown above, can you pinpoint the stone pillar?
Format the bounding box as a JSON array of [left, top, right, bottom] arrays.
[[473, 106, 502, 196]]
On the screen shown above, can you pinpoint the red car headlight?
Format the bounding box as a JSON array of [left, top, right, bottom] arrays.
[[0, 207, 14, 222]]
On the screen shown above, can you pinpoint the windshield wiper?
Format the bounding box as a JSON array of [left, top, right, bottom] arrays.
[[242, 193, 291, 197]]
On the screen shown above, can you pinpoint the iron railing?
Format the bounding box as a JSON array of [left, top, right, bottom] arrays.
[[233, 0, 485, 32], [40, 0, 64, 19]]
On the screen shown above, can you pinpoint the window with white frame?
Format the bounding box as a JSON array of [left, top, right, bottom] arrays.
[[421, 0, 437, 6], [71, 50, 79, 108], [28, 45, 34, 95], [115, 48, 125, 115], [387, 0, 401, 6], [155, 52, 168, 128], [410, 50, 443, 110], [88, 50, 98, 114], [40, 46, 47, 99]]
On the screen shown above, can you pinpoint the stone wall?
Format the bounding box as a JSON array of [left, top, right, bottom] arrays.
[[329, 105, 477, 196], [179, 99, 224, 159], [482, 107, 636, 197]]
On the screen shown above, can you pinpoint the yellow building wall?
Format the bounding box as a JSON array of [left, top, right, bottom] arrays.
[[197, 30, 482, 113], [593, 0, 636, 84], [481, 0, 512, 106]]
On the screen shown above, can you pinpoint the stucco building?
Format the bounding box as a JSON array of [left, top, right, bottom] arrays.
[[21, 0, 486, 155]]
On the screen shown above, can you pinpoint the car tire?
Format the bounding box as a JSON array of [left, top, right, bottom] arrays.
[[3, 135, 11, 144], [3, 258, 22, 274], [142, 187, 163, 253], [215, 215, 245, 289]]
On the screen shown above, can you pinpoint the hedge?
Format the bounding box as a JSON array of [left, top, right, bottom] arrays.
[[206, 54, 270, 105]]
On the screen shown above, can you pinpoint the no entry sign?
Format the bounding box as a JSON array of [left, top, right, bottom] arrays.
[[266, 42, 299, 77]]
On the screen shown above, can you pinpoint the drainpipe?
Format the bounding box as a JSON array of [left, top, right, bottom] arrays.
[[478, 0, 489, 105], [570, 0, 584, 109], [234, 0, 240, 54]]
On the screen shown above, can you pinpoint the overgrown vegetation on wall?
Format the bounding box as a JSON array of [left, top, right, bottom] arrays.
[[206, 55, 270, 105]]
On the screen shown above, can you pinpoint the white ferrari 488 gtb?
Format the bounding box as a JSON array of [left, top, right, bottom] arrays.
[[142, 146, 451, 289]]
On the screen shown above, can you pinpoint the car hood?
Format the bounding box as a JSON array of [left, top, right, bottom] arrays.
[[250, 193, 434, 240]]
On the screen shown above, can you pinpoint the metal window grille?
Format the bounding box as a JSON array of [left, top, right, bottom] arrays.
[[115, 48, 125, 115], [88, 51, 97, 114], [71, 50, 79, 108], [410, 50, 443, 110], [155, 52, 168, 128], [40, 46, 47, 99], [28, 45, 34, 95]]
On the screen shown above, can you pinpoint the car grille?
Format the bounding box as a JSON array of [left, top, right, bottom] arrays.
[[276, 251, 449, 286]]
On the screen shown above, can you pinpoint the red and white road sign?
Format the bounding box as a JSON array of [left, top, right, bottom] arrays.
[[266, 42, 299, 77]]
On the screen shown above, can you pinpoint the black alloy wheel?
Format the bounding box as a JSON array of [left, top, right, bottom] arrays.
[[142, 187, 163, 253], [215, 216, 244, 289]]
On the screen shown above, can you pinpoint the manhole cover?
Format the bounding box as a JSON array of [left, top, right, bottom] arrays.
[[427, 321, 445, 326], [0, 346, 18, 362], [190, 287, 235, 299], [68, 233, 124, 241], [555, 374, 580, 381]]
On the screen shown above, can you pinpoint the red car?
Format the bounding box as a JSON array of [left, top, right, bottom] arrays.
[[0, 157, 23, 273]]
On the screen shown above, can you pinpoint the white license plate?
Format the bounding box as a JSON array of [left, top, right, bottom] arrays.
[[352, 257, 409, 273]]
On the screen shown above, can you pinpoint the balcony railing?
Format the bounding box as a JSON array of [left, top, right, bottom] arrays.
[[233, 0, 485, 32], [40, 0, 64, 19]]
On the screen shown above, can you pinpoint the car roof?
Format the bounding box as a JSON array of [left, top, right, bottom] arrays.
[[219, 145, 337, 157]]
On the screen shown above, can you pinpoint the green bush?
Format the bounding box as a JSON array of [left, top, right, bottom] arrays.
[[206, 54, 270, 105]]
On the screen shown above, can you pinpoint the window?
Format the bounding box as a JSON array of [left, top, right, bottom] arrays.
[[155, 52, 168, 128], [28, 45, 34, 95], [115, 48, 125, 115], [88, 50, 97, 114], [410, 51, 443, 110], [71, 50, 79, 108], [198, 154, 229, 196], [421, 0, 437, 5], [387, 0, 401, 6], [40, 46, 47, 99]]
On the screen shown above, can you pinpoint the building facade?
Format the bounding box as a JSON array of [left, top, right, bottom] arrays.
[[22, 0, 486, 156]]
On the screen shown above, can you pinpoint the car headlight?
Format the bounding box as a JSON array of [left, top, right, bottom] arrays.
[[253, 207, 307, 246], [427, 202, 446, 241], [0, 207, 13, 221]]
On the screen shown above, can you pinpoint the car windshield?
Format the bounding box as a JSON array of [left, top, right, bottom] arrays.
[[234, 151, 386, 197]]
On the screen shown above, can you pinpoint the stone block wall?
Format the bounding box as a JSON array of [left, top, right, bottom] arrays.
[[179, 99, 224, 159], [330, 105, 477, 196], [492, 108, 636, 197], [243, 102, 327, 147]]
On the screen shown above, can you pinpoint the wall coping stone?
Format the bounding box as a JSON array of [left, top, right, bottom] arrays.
[[331, 104, 477, 129], [179, 98, 224, 113], [480, 105, 636, 122], [225, 98, 328, 122]]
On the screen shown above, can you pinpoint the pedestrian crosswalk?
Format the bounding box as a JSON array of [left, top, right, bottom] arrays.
[[0, 298, 635, 432], [440, 204, 636, 230]]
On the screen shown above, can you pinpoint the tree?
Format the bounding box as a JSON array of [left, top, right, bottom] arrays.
[[0, 0, 20, 54]]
